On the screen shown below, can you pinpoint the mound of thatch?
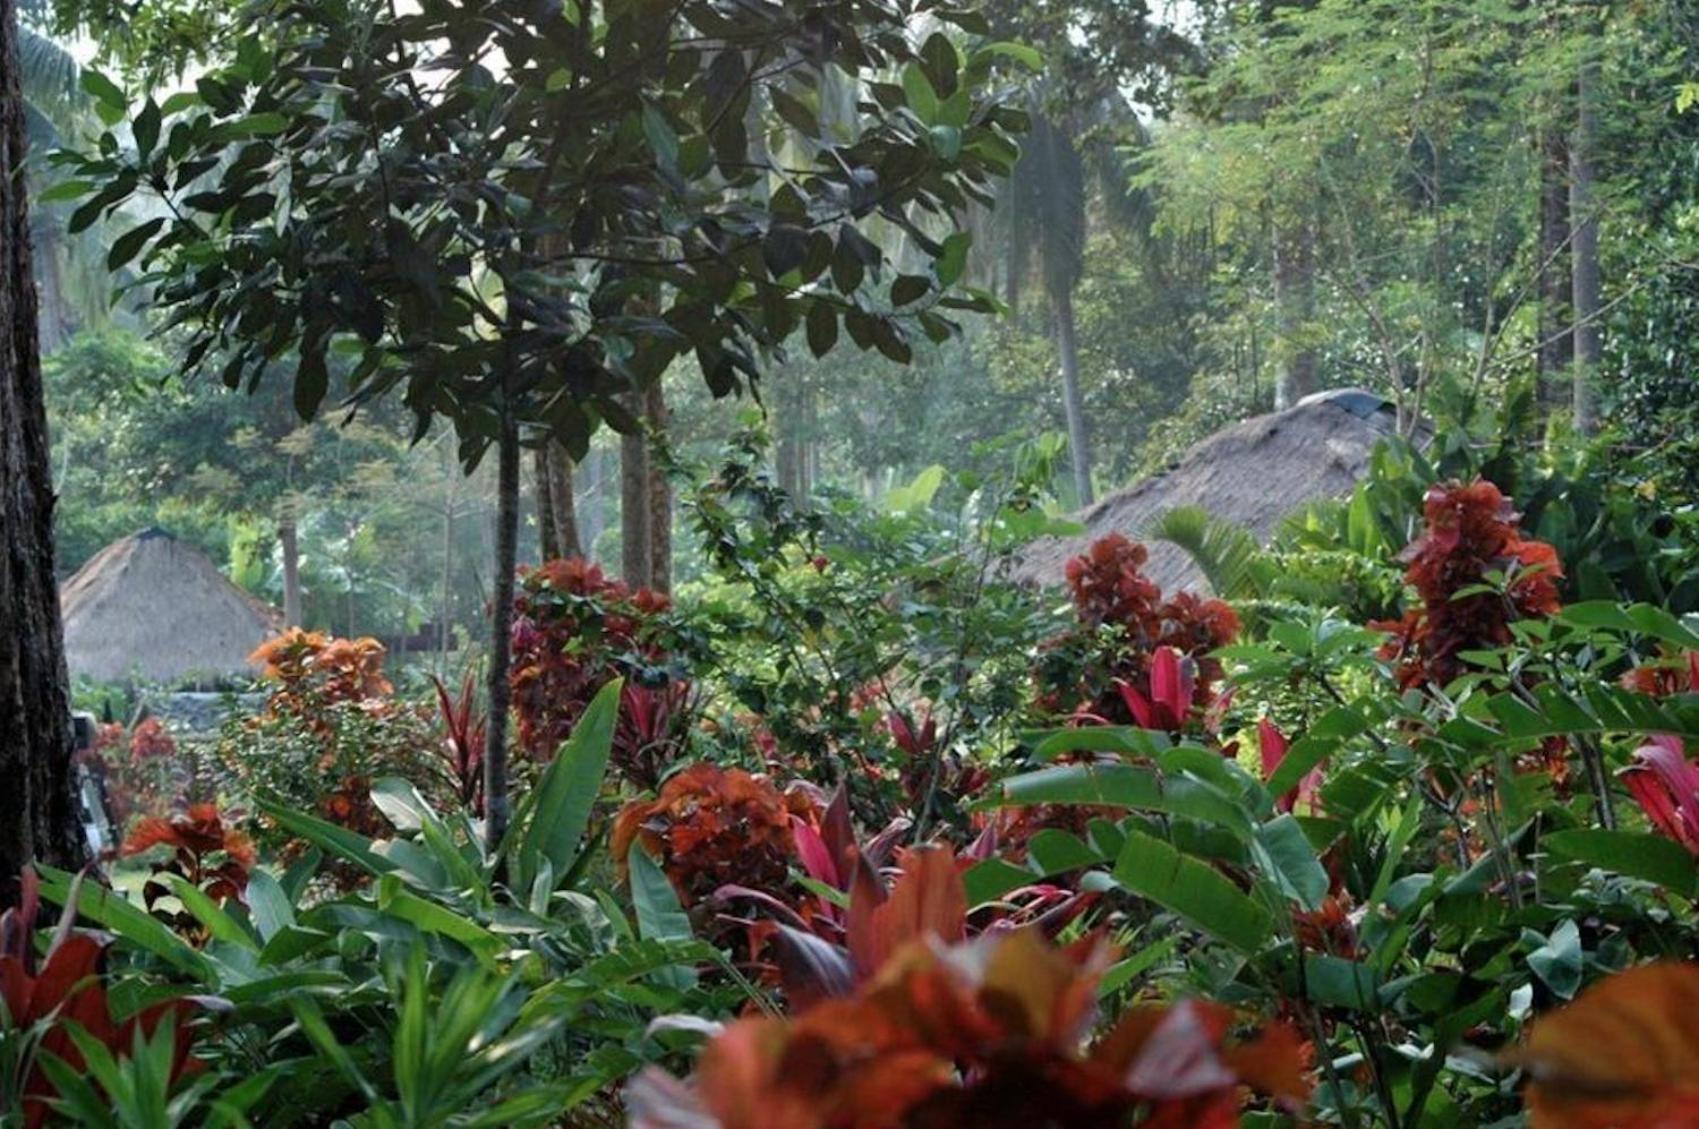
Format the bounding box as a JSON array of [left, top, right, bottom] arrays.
[[1011, 388, 1411, 592], [60, 528, 283, 684]]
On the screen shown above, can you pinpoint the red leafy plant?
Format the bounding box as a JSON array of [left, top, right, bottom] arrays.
[[1621, 651, 1699, 697], [612, 764, 813, 907], [0, 870, 203, 1128], [1039, 535, 1240, 730], [629, 920, 1308, 1129], [120, 805, 255, 942], [1373, 480, 1563, 689], [431, 671, 486, 813], [1622, 734, 1699, 856], [1504, 961, 1699, 1129], [510, 557, 689, 787], [249, 628, 392, 727]]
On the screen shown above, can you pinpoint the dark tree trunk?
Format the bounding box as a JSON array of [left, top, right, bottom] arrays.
[[533, 444, 560, 561], [1052, 285, 1093, 507], [1536, 125, 1572, 410], [483, 404, 520, 851], [1570, 45, 1602, 434], [280, 515, 303, 627], [0, 0, 85, 906], [546, 443, 581, 559], [1273, 216, 1317, 409], [620, 395, 651, 588], [643, 381, 670, 594]]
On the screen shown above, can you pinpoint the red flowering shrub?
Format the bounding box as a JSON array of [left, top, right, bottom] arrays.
[[510, 557, 689, 787], [122, 804, 255, 942], [629, 923, 1309, 1129], [1, 869, 202, 1127], [1039, 534, 1240, 729], [85, 718, 186, 831], [1622, 734, 1699, 856], [1373, 480, 1563, 688], [612, 764, 811, 906], [128, 717, 177, 761]]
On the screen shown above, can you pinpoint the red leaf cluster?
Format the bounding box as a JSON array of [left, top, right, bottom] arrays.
[[1, 870, 201, 1128], [1373, 480, 1563, 689], [122, 804, 255, 939], [1046, 535, 1240, 728], [1623, 734, 1699, 856], [249, 628, 393, 725], [1621, 652, 1699, 697], [509, 557, 684, 787], [431, 671, 486, 813], [127, 717, 177, 762], [630, 923, 1308, 1129], [613, 764, 810, 906]]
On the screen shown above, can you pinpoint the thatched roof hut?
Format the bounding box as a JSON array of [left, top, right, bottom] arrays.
[[1011, 388, 1410, 592], [60, 528, 282, 684]]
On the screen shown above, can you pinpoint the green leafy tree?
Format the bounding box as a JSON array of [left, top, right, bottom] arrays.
[[57, 0, 1026, 846]]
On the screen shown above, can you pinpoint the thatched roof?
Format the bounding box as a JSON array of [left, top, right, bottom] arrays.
[[60, 528, 283, 684], [1011, 388, 1410, 592]]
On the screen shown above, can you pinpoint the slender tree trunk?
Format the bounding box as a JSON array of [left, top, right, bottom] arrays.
[[1273, 217, 1317, 409], [546, 444, 581, 559], [643, 381, 671, 594], [1052, 286, 1093, 507], [581, 445, 605, 559], [280, 515, 303, 627], [620, 396, 651, 587], [1570, 44, 1602, 435], [440, 466, 454, 667], [484, 403, 520, 852], [533, 444, 560, 561], [1536, 125, 1573, 411], [0, 0, 85, 905]]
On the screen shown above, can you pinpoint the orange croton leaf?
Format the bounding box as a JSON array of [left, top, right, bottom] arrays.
[[629, 926, 1308, 1129], [1510, 961, 1699, 1129], [845, 844, 966, 979]]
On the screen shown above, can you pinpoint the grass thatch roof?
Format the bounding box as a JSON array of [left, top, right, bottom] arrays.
[[60, 528, 283, 684], [1011, 388, 1409, 592]]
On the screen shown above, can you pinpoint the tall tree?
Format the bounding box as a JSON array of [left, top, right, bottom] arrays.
[[1570, 30, 1602, 434], [58, 0, 1024, 848], [0, 0, 83, 905]]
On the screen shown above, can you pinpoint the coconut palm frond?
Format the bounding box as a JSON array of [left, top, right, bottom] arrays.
[[1143, 504, 1269, 600]]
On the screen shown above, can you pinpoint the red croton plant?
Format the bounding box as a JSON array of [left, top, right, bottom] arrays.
[[629, 846, 1309, 1129], [1041, 534, 1241, 731], [1372, 479, 1563, 689], [509, 557, 688, 788], [0, 870, 202, 1127], [120, 804, 255, 943]]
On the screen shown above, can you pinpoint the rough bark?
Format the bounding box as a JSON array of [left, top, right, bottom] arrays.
[[1536, 125, 1573, 410], [620, 395, 651, 588], [1052, 285, 1093, 507], [643, 380, 671, 595], [483, 403, 520, 851], [1570, 46, 1602, 434], [1273, 217, 1317, 409], [279, 515, 303, 627], [546, 443, 581, 559], [0, 0, 85, 905]]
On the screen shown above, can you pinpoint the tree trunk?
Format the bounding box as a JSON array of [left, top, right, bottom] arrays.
[[483, 404, 520, 852], [533, 444, 560, 561], [1273, 217, 1317, 409], [1536, 125, 1572, 411], [620, 396, 651, 587], [280, 515, 303, 627], [1052, 285, 1093, 507], [580, 445, 605, 559], [0, 0, 85, 905], [1570, 45, 1602, 435], [643, 380, 671, 595], [546, 443, 581, 559]]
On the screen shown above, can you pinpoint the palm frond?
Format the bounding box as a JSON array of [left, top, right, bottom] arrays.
[[1143, 504, 1268, 599]]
